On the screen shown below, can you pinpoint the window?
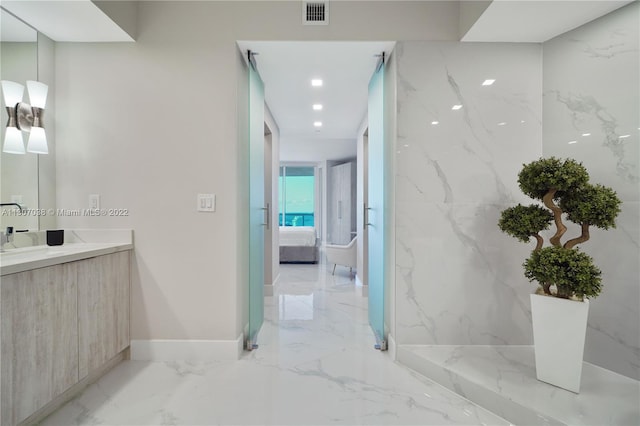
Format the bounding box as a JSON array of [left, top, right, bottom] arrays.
[[279, 166, 315, 227]]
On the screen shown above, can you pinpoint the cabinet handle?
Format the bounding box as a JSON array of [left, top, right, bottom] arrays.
[[338, 200, 342, 220], [365, 204, 373, 229], [261, 204, 269, 229]]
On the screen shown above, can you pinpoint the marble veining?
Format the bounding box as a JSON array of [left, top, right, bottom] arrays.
[[395, 40, 542, 349], [549, 90, 638, 183], [397, 345, 640, 426], [41, 263, 509, 426], [445, 67, 494, 158], [543, 2, 639, 380], [571, 31, 637, 59]]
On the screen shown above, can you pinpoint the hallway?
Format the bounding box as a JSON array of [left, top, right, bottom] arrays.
[[42, 263, 508, 425]]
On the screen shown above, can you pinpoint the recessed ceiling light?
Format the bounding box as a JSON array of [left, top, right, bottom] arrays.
[[482, 79, 496, 86], [313, 104, 323, 111], [452, 105, 463, 110], [521, 120, 525, 124], [619, 134, 630, 139], [431, 121, 439, 125], [311, 79, 323, 87], [497, 122, 507, 126], [313, 121, 322, 127], [582, 133, 591, 136], [568, 140, 578, 144]]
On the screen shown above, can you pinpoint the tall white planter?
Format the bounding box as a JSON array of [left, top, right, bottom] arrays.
[[530, 293, 589, 393]]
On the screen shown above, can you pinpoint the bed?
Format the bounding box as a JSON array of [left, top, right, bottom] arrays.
[[279, 226, 319, 264]]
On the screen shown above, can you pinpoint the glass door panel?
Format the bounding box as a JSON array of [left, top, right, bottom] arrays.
[[248, 59, 265, 349], [367, 58, 386, 350]]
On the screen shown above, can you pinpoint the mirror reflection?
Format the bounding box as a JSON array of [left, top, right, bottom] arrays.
[[0, 9, 39, 232]]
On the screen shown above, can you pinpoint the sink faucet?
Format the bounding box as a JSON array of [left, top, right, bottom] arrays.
[[1, 226, 14, 250], [1, 203, 23, 252], [0, 202, 23, 211]]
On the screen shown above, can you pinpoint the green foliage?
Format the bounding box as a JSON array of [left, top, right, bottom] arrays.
[[560, 183, 622, 229], [524, 247, 602, 299], [499, 157, 621, 300], [498, 204, 553, 243], [518, 157, 589, 200]]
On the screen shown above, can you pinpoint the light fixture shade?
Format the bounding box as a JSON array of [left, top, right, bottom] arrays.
[[27, 126, 48, 154], [26, 81, 48, 108], [1, 80, 24, 106], [3, 127, 25, 154]]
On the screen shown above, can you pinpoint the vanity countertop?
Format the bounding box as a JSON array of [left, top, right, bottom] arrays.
[[1, 229, 133, 276], [1, 242, 133, 276]]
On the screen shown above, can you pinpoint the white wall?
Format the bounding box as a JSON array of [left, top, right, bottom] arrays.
[[53, 1, 460, 348], [542, 2, 639, 379], [394, 41, 543, 347], [37, 34, 57, 231], [265, 106, 280, 287], [356, 118, 368, 287], [393, 2, 639, 381]]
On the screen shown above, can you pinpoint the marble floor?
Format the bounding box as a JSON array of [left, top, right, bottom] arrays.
[[42, 263, 509, 426], [397, 345, 640, 426]]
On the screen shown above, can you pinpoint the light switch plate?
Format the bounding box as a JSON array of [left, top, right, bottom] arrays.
[[197, 194, 215, 212], [90, 194, 100, 210]]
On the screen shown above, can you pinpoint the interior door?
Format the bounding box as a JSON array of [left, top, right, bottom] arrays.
[[248, 53, 265, 349], [367, 54, 386, 350], [264, 129, 273, 288]]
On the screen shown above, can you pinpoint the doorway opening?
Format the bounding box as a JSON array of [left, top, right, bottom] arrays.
[[241, 41, 394, 352]]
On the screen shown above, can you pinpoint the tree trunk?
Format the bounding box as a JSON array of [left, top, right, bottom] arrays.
[[542, 188, 566, 247], [556, 287, 572, 299], [564, 223, 591, 249], [542, 282, 552, 295], [533, 234, 544, 251]]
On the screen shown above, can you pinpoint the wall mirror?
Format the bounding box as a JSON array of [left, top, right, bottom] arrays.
[[0, 8, 40, 232]]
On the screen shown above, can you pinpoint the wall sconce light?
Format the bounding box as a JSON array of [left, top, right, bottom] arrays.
[[1, 80, 48, 154]]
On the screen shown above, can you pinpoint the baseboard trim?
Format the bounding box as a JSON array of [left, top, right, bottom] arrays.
[[131, 335, 243, 361], [388, 333, 397, 360], [264, 284, 274, 296]]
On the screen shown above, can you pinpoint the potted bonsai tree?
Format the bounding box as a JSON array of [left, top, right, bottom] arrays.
[[499, 157, 621, 393]]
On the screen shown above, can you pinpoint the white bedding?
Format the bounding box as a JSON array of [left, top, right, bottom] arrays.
[[279, 226, 317, 247]]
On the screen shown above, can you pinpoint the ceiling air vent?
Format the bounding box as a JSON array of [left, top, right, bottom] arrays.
[[303, 1, 329, 25]]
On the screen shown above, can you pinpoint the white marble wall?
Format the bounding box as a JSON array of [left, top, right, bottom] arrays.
[[395, 42, 543, 346], [543, 3, 639, 380]]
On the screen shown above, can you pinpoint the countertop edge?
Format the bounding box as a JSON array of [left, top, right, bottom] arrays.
[[1, 243, 134, 276]]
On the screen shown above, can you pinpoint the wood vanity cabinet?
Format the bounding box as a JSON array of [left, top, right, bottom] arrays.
[[0, 251, 130, 425], [1, 264, 79, 426], [78, 251, 130, 379]]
